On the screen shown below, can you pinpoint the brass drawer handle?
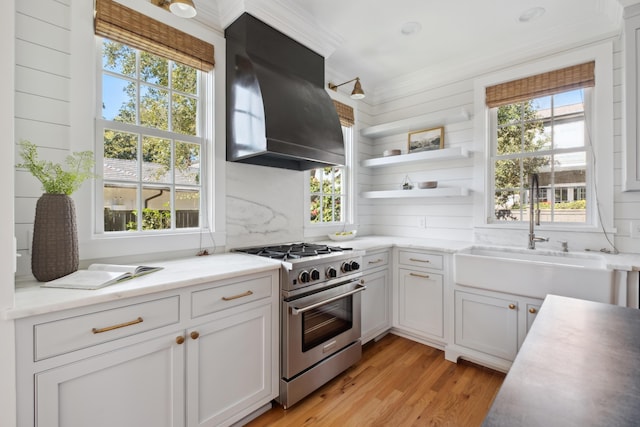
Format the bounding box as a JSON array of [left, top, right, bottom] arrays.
[[409, 272, 430, 279], [368, 259, 384, 264], [222, 290, 253, 301], [92, 317, 143, 334], [529, 307, 537, 314], [509, 304, 516, 310], [190, 331, 200, 340], [409, 258, 430, 263], [176, 336, 185, 345]]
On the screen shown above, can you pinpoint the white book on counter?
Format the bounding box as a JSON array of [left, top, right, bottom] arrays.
[[42, 264, 163, 290]]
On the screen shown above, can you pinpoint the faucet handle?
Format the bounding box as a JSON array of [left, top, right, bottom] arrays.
[[558, 240, 568, 252]]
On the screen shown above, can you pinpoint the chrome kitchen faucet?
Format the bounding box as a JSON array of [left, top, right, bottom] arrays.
[[528, 173, 549, 249]]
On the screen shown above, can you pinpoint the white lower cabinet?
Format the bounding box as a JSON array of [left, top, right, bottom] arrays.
[[454, 290, 518, 361], [186, 303, 274, 427], [397, 268, 444, 339], [360, 249, 391, 343], [447, 288, 543, 370], [36, 332, 185, 427], [16, 270, 279, 427]]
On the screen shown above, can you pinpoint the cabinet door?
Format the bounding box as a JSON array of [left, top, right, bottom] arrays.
[[361, 269, 390, 343], [36, 332, 185, 427], [455, 291, 518, 361], [398, 268, 444, 339], [186, 303, 274, 427], [526, 303, 541, 333]]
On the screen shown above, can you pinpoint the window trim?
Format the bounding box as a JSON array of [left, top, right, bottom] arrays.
[[94, 36, 211, 236], [472, 43, 614, 233]]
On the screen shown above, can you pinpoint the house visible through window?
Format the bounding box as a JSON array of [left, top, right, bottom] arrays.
[[487, 62, 594, 225], [98, 38, 204, 232]]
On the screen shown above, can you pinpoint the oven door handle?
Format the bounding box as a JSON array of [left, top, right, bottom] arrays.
[[290, 284, 366, 316]]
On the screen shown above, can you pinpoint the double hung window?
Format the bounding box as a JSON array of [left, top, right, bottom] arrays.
[[487, 62, 594, 225]]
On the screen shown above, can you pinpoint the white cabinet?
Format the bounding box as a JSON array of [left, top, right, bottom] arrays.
[[624, 6, 640, 190], [186, 303, 274, 427], [360, 250, 391, 343], [394, 250, 447, 344], [454, 291, 518, 361], [36, 332, 185, 427], [446, 287, 543, 371], [16, 270, 279, 427]]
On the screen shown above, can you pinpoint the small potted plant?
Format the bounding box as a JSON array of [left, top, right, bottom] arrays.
[[16, 141, 95, 281]]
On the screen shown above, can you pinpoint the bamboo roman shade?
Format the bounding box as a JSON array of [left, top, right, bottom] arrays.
[[332, 100, 355, 127], [94, 0, 214, 71], [485, 61, 595, 108]]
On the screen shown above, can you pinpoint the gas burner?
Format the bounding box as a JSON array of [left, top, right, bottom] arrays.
[[235, 243, 347, 261]]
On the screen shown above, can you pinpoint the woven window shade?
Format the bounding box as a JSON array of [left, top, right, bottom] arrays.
[[332, 100, 354, 127], [94, 0, 214, 71], [485, 61, 595, 108]]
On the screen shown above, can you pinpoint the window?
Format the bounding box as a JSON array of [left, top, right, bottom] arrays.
[[309, 99, 354, 225], [487, 62, 594, 225], [98, 38, 205, 232]]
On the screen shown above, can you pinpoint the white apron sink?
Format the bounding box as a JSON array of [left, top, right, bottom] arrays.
[[454, 246, 615, 303]]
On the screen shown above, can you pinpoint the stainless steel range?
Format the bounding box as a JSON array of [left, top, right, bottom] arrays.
[[234, 243, 365, 408]]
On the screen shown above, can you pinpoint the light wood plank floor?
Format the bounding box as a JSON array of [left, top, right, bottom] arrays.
[[246, 334, 505, 427]]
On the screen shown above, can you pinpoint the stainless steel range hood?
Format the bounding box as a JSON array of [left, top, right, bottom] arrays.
[[225, 13, 345, 171]]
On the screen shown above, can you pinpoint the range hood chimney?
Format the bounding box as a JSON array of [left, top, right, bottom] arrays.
[[225, 13, 345, 171]]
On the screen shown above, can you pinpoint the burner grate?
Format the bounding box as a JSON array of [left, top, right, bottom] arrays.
[[236, 243, 346, 261]]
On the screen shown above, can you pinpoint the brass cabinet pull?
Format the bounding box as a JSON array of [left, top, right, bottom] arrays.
[[409, 258, 430, 263], [409, 272, 430, 279], [368, 259, 384, 264], [190, 331, 200, 340], [92, 317, 143, 334], [221, 290, 253, 301], [529, 307, 537, 314], [176, 336, 185, 345], [508, 304, 516, 310]]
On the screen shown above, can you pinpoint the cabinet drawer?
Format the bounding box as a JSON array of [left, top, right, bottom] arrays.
[[398, 250, 443, 270], [192, 275, 273, 318], [362, 251, 389, 270], [34, 296, 180, 361]]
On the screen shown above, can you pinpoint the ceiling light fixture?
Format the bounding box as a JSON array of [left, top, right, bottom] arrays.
[[151, 0, 197, 19], [519, 6, 545, 23], [328, 77, 365, 100]]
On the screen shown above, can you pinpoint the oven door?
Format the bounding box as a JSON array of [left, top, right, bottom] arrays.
[[282, 279, 365, 379]]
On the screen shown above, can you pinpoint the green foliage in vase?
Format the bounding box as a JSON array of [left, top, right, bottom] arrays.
[[17, 140, 95, 195]]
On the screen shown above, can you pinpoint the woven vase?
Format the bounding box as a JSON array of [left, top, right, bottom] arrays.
[[31, 194, 79, 282]]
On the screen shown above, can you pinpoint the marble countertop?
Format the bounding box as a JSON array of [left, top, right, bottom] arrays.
[[7, 235, 640, 320], [483, 294, 640, 426], [6, 253, 282, 320]]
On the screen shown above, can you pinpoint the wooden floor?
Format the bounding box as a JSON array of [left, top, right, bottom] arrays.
[[246, 334, 505, 427]]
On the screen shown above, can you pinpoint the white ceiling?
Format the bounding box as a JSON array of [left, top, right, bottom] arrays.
[[187, 0, 639, 101]]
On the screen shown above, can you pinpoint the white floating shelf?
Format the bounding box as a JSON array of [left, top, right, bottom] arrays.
[[360, 107, 471, 139], [362, 187, 470, 199], [361, 146, 469, 168]]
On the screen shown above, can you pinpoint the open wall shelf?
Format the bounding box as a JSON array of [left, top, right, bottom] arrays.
[[361, 146, 469, 168], [362, 187, 470, 199], [360, 107, 471, 139]]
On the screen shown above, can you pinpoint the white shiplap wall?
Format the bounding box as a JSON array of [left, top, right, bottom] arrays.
[[356, 80, 476, 241], [14, 0, 73, 275]]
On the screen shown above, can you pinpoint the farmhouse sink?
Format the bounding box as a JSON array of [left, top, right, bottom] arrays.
[[454, 245, 615, 303]]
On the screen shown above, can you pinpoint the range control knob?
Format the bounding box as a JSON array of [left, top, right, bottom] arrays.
[[341, 262, 352, 273], [326, 267, 338, 278], [298, 270, 310, 283], [350, 261, 360, 271], [310, 268, 320, 281]]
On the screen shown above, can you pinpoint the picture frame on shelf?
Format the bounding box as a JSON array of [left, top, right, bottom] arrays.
[[408, 126, 444, 153]]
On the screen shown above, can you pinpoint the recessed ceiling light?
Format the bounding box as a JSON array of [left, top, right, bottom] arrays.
[[401, 22, 422, 36], [519, 6, 546, 23]]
